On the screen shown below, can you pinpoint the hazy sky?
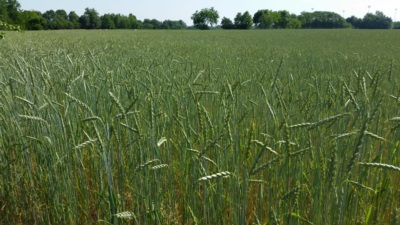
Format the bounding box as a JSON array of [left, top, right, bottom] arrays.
[[18, 0, 399, 25]]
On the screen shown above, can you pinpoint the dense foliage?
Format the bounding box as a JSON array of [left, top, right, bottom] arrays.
[[0, 1, 186, 30], [394, 21, 400, 29], [222, 9, 393, 30], [233, 11, 253, 29], [221, 17, 234, 29], [0, 0, 396, 30], [1, 29, 400, 225], [0, 18, 20, 39], [252, 9, 301, 29], [298, 11, 350, 28], [191, 7, 219, 30], [346, 11, 393, 29]]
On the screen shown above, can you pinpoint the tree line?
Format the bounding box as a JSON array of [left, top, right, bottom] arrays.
[[0, 1, 187, 30], [0, 0, 398, 31], [193, 7, 397, 30]]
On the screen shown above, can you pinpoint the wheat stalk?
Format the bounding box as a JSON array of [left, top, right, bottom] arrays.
[[65, 92, 94, 115], [358, 162, 400, 172], [152, 164, 168, 170], [134, 159, 160, 172], [114, 211, 135, 220], [74, 138, 98, 150], [109, 91, 126, 121], [344, 180, 375, 192], [197, 171, 231, 181], [19, 114, 49, 126]]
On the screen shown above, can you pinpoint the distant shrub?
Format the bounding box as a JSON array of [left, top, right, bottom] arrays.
[[393, 22, 400, 29]]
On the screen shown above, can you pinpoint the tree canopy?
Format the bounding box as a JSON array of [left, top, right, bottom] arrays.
[[221, 17, 234, 29], [251, 10, 301, 29], [234, 11, 253, 29], [0, 0, 396, 31], [191, 7, 219, 30], [298, 11, 350, 28], [346, 11, 393, 29]]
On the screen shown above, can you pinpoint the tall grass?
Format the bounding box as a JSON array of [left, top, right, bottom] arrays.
[[1, 29, 400, 224]]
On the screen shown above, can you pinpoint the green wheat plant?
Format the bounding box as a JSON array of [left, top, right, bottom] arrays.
[[0, 29, 400, 224]]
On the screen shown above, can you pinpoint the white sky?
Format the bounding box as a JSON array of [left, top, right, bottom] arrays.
[[18, 0, 400, 25]]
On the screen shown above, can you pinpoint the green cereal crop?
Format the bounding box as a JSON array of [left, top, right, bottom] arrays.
[[1, 29, 400, 224]]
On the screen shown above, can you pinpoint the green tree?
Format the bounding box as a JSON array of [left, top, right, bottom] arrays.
[[299, 11, 349, 28], [288, 13, 302, 28], [142, 19, 153, 29], [346, 16, 362, 28], [161, 20, 187, 29], [80, 8, 100, 29], [221, 17, 234, 29], [78, 14, 89, 29], [43, 9, 71, 29], [128, 14, 141, 29], [0, 0, 9, 22], [298, 12, 313, 28], [234, 12, 242, 28], [100, 14, 115, 29], [259, 12, 274, 29], [361, 11, 392, 29], [68, 11, 80, 29], [55, 9, 71, 29], [234, 11, 253, 29], [253, 9, 269, 27], [5, 0, 22, 24], [115, 14, 129, 29], [55, 9, 68, 21], [0, 18, 20, 38], [277, 10, 290, 28], [21, 10, 45, 30], [142, 18, 162, 29], [191, 7, 219, 30], [42, 10, 56, 29], [253, 10, 276, 29]]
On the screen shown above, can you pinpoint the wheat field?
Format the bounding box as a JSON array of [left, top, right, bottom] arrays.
[[1, 29, 400, 224]]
